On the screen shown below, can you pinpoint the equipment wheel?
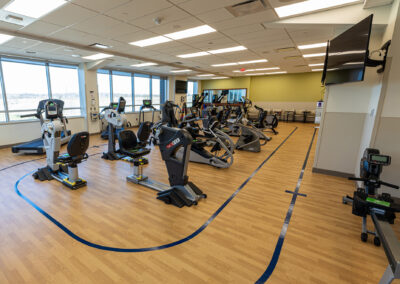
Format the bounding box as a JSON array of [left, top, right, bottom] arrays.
[[374, 236, 381, 247], [361, 233, 368, 242], [32, 172, 38, 179]]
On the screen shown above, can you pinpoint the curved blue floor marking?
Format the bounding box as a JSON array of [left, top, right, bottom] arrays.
[[15, 127, 297, 253], [255, 128, 317, 284]]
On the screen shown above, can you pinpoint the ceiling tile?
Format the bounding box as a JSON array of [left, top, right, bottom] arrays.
[[70, 0, 132, 13], [105, 0, 172, 22], [129, 6, 191, 30], [196, 8, 235, 23], [21, 20, 64, 35], [71, 15, 140, 38], [41, 3, 98, 27], [147, 17, 203, 34], [177, 0, 244, 15]]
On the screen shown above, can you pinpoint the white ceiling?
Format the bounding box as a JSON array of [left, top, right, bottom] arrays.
[[0, 0, 395, 78]]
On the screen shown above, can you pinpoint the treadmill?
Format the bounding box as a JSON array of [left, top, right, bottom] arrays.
[[11, 99, 71, 155]]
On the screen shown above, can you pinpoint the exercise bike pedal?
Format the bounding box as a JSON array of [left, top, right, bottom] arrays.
[[361, 232, 368, 242], [374, 236, 381, 247]]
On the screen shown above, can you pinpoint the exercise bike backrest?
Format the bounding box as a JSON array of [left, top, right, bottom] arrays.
[[66, 131, 90, 163]]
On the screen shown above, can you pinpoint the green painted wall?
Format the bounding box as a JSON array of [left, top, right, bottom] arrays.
[[201, 72, 325, 102]]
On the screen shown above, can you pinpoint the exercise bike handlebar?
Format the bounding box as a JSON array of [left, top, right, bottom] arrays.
[[20, 113, 37, 118], [348, 177, 399, 189]]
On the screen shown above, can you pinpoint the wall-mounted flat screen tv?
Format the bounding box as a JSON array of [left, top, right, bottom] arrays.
[[323, 14, 373, 85], [175, 80, 187, 93]]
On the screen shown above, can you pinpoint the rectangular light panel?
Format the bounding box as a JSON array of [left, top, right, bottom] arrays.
[[165, 25, 216, 40], [130, 36, 171, 47], [177, 52, 209, 58], [298, 42, 327, 50], [83, 53, 114, 60], [4, 0, 67, 18], [132, 62, 158, 67], [275, 0, 361, 18]]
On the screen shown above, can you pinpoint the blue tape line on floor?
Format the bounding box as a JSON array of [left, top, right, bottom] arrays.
[[15, 127, 298, 253], [255, 128, 317, 284], [285, 190, 307, 197]]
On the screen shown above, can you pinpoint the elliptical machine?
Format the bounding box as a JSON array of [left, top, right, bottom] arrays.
[[343, 148, 400, 246], [101, 97, 127, 160], [32, 100, 89, 190]]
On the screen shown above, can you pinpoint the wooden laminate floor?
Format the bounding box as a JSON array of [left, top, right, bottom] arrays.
[[0, 123, 398, 284]]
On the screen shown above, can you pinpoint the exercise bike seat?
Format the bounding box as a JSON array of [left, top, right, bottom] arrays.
[[57, 132, 90, 165], [118, 130, 151, 159]]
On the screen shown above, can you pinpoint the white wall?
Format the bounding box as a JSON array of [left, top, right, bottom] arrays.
[[313, 31, 385, 175], [0, 117, 86, 146]]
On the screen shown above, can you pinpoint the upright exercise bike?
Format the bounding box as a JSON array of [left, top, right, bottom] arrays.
[[32, 100, 89, 189]]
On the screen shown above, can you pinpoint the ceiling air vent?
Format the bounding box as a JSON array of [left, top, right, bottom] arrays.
[[171, 61, 183, 65], [284, 55, 302, 60], [276, 47, 296, 53], [226, 0, 270, 17]]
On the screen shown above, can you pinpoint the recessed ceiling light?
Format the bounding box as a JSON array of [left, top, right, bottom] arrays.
[[131, 62, 158, 67], [274, 0, 361, 18], [303, 53, 326, 58], [245, 73, 265, 76], [233, 67, 280, 72], [90, 43, 111, 49], [165, 25, 216, 40], [265, 71, 287, 75], [309, 63, 324, 67], [209, 46, 247, 54], [238, 59, 268, 64], [298, 42, 327, 50], [0, 34, 14, 45], [255, 67, 280, 71], [64, 48, 74, 52], [130, 36, 171, 47], [211, 77, 229, 79], [4, 0, 67, 19], [83, 53, 114, 60], [344, 61, 365, 65], [71, 54, 81, 58], [312, 69, 324, 71], [177, 51, 209, 58], [198, 74, 215, 77], [171, 69, 192, 73], [212, 63, 238, 67]]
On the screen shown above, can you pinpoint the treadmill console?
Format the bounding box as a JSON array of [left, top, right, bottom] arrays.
[[143, 99, 152, 107], [45, 101, 59, 120]]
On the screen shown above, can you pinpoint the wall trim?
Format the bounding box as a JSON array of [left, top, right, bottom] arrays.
[[312, 167, 354, 178]]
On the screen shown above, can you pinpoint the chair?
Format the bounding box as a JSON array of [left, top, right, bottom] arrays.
[[284, 109, 295, 122], [294, 110, 305, 122], [306, 110, 316, 123], [57, 132, 89, 166]]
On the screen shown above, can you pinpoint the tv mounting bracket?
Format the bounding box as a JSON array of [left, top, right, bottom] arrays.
[[365, 40, 391, 74]]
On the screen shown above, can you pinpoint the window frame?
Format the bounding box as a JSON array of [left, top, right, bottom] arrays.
[[97, 69, 167, 113], [0, 56, 83, 124]]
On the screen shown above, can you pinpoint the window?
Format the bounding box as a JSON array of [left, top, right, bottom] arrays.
[[187, 80, 198, 108], [2, 61, 49, 119], [97, 71, 111, 109], [97, 70, 167, 112], [134, 74, 150, 111], [112, 72, 132, 112], [203, 88, 246, 104], [49, 64, 81, 116], [0, 57, 83, 123], [152, 76, 161, 109]]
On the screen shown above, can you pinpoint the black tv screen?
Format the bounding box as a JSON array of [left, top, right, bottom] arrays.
[[175, 80, 187, 93], [323, 14, 373, 85]]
